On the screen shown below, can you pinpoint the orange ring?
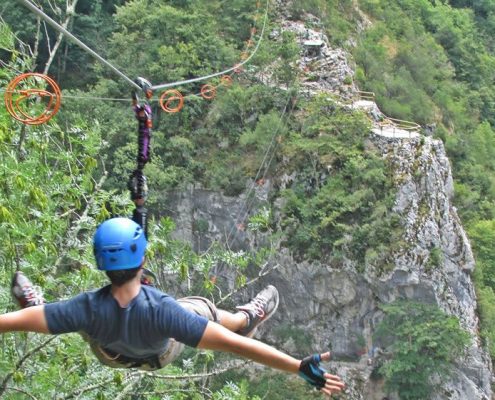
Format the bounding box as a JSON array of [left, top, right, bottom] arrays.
[[4, 73, 61, 125], [5, 74, 61, 124], [220, 76, 233, 87], [200, 84, 216, 100], [159, 89, 184, 113]]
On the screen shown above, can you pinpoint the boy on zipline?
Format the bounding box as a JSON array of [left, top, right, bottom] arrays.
[[2, 217, 344, 397]]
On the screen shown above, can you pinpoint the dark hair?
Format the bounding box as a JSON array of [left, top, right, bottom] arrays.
[[105, 267, 141, 286]]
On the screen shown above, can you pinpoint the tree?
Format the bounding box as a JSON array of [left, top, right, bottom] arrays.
[[374, 301, 470, 400]]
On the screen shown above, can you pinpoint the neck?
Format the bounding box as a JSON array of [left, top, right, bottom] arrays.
[[111, 276, 141, 308]]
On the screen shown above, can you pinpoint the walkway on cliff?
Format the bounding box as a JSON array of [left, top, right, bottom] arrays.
[[351, 98, 421, 139], [284, 18, 423, 139]]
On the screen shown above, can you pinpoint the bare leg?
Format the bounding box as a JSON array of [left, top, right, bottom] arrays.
[[217, 309, 248, 332]]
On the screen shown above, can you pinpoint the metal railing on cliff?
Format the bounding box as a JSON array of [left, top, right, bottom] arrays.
[[354, 91, 422, 133]]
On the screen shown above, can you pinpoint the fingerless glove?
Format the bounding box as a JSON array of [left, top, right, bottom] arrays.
[[298, 354, 326, 389]]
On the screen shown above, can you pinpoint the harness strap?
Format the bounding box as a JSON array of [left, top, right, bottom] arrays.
[[129, 77, 153, 239], [100, 346, 161, 369]]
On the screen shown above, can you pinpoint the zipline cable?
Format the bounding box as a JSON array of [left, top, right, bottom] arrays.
[[15, 0, 141, 91], [150, 0, 270, 91], [1, 73, 233, 106]]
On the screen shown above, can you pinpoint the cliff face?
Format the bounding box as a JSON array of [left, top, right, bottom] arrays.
[[165, 8, 493, 399], [166, 132, 492, 399], [268, 134, 493, 400]]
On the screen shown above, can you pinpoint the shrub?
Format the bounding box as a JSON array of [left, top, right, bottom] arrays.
[[375, 301, 470, 400]]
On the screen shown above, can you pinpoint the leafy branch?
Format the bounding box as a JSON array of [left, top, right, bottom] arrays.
[[0, 336, 57, 397]]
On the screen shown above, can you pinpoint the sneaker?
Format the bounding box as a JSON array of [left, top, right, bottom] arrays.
[[236, 285, 279, 338], [11, 271, 45, 308], [140, 268, 157, 287]]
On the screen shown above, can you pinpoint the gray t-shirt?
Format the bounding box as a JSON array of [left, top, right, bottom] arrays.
[[44, 285, 208, 359]]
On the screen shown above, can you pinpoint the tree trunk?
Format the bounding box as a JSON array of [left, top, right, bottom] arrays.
[[42, 0, 79, 75]]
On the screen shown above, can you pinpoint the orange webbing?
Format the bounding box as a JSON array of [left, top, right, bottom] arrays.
[[200, 84, 216, 100], [4, 73, 62, 125], [159, 89, 184, 113]]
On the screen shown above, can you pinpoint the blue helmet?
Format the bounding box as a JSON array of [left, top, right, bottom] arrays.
[[93, 218, 147, 271]]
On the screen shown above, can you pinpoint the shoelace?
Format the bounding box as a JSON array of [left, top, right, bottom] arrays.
[[248, 296, 267, 318], [22, 285, 44, 305]]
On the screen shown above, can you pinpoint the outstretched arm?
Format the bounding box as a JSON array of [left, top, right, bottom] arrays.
[[197, 321, 344, 396], [198, 320, 300, 372], [0, 305, 49, 333]]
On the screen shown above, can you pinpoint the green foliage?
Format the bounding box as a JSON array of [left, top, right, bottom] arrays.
[[212, 381, 261, 400], [469, 220, 495, 354], [0, 109, 118, 286], [469, 220, 495, 290], [274, 31, 300, 87], [0, 22, 15, 50], [247, 207, 271, 233], [211, 370, 322, 400], [356, 0, 495, 128], [108, 0, 237, 87], [280, 96, 403, 267], [427, 247, 444, 270], [375, 301, 470, 400], [475, 285, 495, 356], [455, 122, 495, 221]]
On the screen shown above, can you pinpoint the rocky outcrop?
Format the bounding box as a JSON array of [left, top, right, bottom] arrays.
[[166, 132, 492, 399], [264, 135, 492, 399], [259, 13, 356, 99], [370, 135, 492, 399], [280, 19, 356, 98]]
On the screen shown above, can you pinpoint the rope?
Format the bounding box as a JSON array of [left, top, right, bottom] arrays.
[[1, 74, 235, 109], [62, 94, 132, 102], [15, 0, 141, 90]]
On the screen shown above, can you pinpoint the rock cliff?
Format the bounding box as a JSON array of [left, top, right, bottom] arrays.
[[166, 133, 492, 400]]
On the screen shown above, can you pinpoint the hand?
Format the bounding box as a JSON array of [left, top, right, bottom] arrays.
[[299, 352, 345, 397]]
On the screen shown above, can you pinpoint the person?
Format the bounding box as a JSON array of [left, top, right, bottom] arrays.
[[2, 217, 345, 396]]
